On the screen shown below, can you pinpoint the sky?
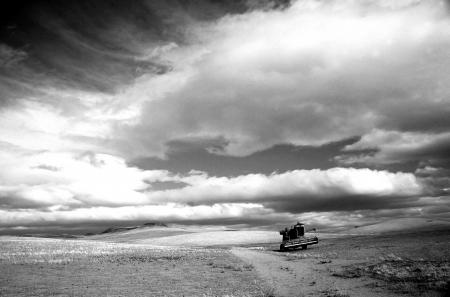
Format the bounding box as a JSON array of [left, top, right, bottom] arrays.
[[0, 0, 449, 234]]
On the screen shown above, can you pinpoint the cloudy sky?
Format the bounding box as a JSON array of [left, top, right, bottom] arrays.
[[0, 0, 449, 234]]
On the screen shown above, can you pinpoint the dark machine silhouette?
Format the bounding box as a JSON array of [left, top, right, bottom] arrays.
[[279, 222, 318, 251]]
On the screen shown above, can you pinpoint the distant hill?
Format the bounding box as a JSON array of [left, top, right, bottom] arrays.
[[86, 223, 191, 243], [100, 222, 168, 234], [84, 224, 280, 246], [143, 222, 168, 227], [342, 218, 450, 235], [101, 226, 140, 234]]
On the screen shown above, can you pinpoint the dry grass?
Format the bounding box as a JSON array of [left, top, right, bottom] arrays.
[[281, 249, 338, 260], [320, 286, 351, 297], [136, 231, 279, 246], [331, 252, 450, 296], [273, 230, 450, 296], [0, 237, 267, 297], [0, 237, 181, 264], [200, 285, 275, 297], [206, 261, 255, 272]]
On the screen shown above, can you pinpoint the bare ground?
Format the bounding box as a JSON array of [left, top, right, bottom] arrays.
[[232, 247, 399, 297], [232, 230, 450, 297]]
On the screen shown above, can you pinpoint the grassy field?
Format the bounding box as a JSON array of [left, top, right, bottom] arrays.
[[1, 225, 449, 297], [0, 237, 269, 297]]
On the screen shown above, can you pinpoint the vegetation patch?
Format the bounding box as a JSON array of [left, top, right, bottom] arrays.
[[332, 253, 450, 295], [207, 261, 254, 272]]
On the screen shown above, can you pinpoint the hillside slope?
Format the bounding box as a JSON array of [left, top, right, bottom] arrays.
[[342, 218, 450, 235], [135, 230, 280, 246], [86, 225, 191, 243]]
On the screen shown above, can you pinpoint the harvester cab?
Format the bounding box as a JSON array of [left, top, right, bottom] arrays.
[[279, 222, 318, 251]]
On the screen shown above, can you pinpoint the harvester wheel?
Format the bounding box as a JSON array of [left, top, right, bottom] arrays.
[[301, 244, 307, 250], [280, 244, 285, 252]]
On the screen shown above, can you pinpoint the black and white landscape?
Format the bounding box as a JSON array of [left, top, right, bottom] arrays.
[[0, 0, 449, 296]]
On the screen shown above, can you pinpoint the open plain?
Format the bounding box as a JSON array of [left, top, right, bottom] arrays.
[[1, 222, 449, 297]]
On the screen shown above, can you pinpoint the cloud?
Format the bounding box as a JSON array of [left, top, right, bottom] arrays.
[[2, 202, 448, 232], [0, 146, 445, 231], [0, 203, 271, 228], [337, 129, 450, 165], [0, 44, 28, 68], [415, 165, 450, 196], [155, 167, 422, 204], [0, 150, 171, 209], [0, 147, 427, 227], [115, 0, 450, 157], [335, 128, 450, 196], [1, 0, 449, 232], [131, 137, 358, 177], [3, 0, 449, 162]]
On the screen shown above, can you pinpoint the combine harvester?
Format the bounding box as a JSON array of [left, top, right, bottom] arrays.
[[279, 222, 318, 251]]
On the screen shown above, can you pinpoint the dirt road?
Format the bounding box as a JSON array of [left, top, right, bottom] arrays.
[[231, 247, 400, 297]]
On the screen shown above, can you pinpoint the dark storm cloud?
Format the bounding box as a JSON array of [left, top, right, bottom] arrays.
[[1, 0, 291, 109], [0, 44, 27, 68], [0, 0, 172, 103], [381, 101, 450, 133], [337, 130, 450, 177], [131, 137, 359, 176], [262, 193, 440, 214]]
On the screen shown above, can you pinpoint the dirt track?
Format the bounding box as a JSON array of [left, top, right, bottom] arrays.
[[232, 247, 401, 297]]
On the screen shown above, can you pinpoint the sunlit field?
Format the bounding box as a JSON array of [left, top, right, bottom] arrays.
[[0, 237, 267, 297]]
